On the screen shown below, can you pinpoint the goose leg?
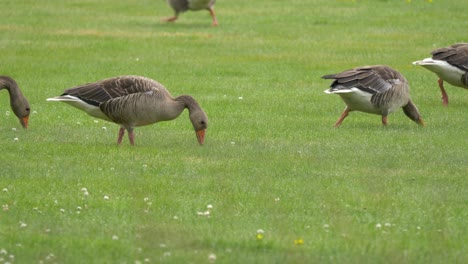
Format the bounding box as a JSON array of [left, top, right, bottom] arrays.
[[208, 8, 218, 26], [381, 115, 388, 126], [117, 127, 126, 144], [438, 78, 449, 106], [127, 128, 135, 146], [334, 106, 350, 128]]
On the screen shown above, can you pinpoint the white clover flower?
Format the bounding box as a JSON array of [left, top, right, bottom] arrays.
[[93, 120, 99, 123], [112, 235, 119, 240], [76, 122, 81, 125], [163, 252, 171, 257], [143, 197, 150, 202], [20, 222, 27, 228], [274, 197, 280, 202], [0, 249, 7, 255], [323, 224, 329, 229], [11, 128, 17, 131], [83, 191, 89, 197], [207, 204, 213, 209], [76, 206, 82, 211], [60, 208, 65, 213], [13, 137, 19, 143], [5, 111, 10, 116], [208, 253, 217, 263], [81, 187, 87, 192], [104, 195, 109, 200], [376, 223, 382, 229], [102, 127, 107, 130], [384, 223, 391, 227], [173, 216, 178, 220], [238, 96, 243, 100], [32, 111, 38, 114], [2, 188, 7, 192]]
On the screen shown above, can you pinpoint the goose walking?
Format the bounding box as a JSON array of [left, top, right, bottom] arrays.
[[47, 75, 208, 145], [413, 43, 468, 106], [1, 76, 30, 128], [163, 0, 218, 26], [322, 65, 424, 127]]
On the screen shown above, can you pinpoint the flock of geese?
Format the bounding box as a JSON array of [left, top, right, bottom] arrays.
[[1, 0, 467, 145]]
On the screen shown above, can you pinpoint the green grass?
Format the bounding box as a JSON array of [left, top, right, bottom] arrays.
[[1, 0, 467, 263]]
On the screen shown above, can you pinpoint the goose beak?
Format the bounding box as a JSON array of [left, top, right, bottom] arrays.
[[20, 116, 29, 129], [196, 129, 206, 145], [417, 118, 425, 127]]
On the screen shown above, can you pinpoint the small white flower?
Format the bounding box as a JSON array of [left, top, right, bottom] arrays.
[[416, 226, 421, 230], [173, 215, 178, 220], [143, 197, 149, 202], [2, 188, 7, 192], [76, 206, 82, 211], [60, 208, 65, 213], [142, 164, 147, 168], [13, 137, 19, 142], [207, 204, 213, 209], [238, 96, 243, 100], [231, 142, 236, 145], [76, 122, 81, 125], [163, 252, 171, 257], [104, 195, 109, 200], [112, 235, 119, 240], [197, 211, 204, 216], [256, 229, 264, 234], [384, 223, 391, 227], [11, 128, 17, 131], [274, 197, 280, 202], [20, 222, 27, 228], [2, 204, 9, 211], [81, 187, 88, 192], [208, 253, 217, 263], [203, 211, 210, 216], [144, 258, 150, 263], [83, 191, 89, 196], [323, 224, 329, 229], [0, 249, 7, 255], [102, 127, 107, 130], [159, 243, 166, 248], [33, 111, 38, 114], [376, 223, 382, 229], [135, 58, 140, 61], [93, 120, 99, 123], [5, 111, 10, 116]]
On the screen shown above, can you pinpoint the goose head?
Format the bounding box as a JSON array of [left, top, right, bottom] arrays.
[[189, 110, 208, 145], [11, 97, 30, 128]]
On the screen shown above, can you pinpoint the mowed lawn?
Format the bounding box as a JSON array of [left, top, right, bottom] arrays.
[[0, 0, 467, 263]]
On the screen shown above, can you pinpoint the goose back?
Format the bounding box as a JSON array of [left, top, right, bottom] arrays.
[[323, 65, 410, 115]]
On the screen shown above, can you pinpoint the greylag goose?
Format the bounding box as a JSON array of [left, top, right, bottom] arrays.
[[413, 43, 468, 106], [322, 65, 424, 127], [47, 75, 208, 145], [163, 0, 218, 26], [0, 76, 30, 128]]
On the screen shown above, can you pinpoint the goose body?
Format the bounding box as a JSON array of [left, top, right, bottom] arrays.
[[164, 0, 218, 26], [413, 43, 468, 105], [0, 76, 30, 128], [323, 65, 424, 127], [47, 75, 208, 145]]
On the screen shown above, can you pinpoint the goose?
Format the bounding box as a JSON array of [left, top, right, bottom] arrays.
[[322, 65, 424, 127], [413, 43, 468, 106], [47, 75, 208, 145], [0, 76, 30, 128], [163, 0, 218, 26]]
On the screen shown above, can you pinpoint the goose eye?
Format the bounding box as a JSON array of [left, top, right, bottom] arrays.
[[26, 107, 30, 112]]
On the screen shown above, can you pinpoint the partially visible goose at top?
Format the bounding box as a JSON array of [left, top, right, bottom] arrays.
[[47, 75, 208, 146], [0, 76, 30, 128], [163, 0, 218, 26], [413, 43, 468, 106], [322, 65, 424, 127]]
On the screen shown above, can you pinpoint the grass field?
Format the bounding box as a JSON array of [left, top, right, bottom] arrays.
[[1, 0, 467, 263]]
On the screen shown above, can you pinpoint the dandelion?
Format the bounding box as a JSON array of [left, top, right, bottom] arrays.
[[208, 253, 217, 263], [294, 238, 304, 245], [256, 229, 265, 240]]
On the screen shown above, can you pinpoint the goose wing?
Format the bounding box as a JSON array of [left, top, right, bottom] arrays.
[[431, 43, 468, 71], [62, 75, 167, 106], [323, 65, 399, 95]]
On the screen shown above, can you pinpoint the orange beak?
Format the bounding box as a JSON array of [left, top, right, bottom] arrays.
[[196, 129, 206, 145], [20, 116, 29, 129]]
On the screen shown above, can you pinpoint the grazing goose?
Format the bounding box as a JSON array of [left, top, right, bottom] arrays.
[[47, 75, 208, 145], [413, 43, 468, 106], [164, 0, 218, 26], [0, 76, 30, 128], [322, 65, 424, 127]]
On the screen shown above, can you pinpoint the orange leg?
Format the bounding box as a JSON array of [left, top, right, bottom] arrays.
[[334, 107, 350, 128], [208, 8, 218, 26], [438, 78, 449, 106]]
